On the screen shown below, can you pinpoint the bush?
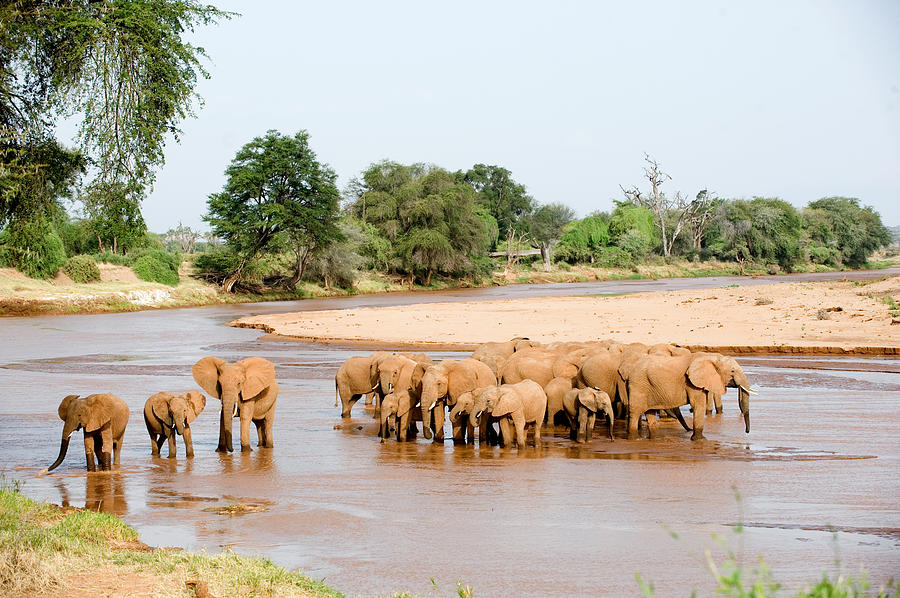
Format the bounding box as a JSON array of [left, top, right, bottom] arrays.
[[595, 246, 634, 268], [92, 251, 133, 266], [132, 254, 179, 286], [1, 215, 66, 279], [617, 229, 654, 260], [193, 249, 240, 283], [61, 255, 101, 283]]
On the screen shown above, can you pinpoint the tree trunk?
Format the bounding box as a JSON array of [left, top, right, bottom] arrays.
[[540, 244, 551, 272]]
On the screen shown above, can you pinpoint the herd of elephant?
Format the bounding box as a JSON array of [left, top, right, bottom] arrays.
[[336, 337, 755, 448], [44, 356, 279, 473]]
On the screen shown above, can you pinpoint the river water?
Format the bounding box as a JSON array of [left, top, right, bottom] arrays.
[[1, 271, 898, 597]]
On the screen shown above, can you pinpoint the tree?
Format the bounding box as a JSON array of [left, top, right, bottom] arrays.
[[165, 222, 201, 254], [621, 153, 712, 257], [526, 202, 575, 271], [205, 130, 341, 292], [713, 197, 803, 271], [463, 164, 534, 247], [82, 181, 147, 254], [804, 197, 891, 268], [1, 0, 230, 256], [352, 162, 492, 285], [555, 216, 610, 264]]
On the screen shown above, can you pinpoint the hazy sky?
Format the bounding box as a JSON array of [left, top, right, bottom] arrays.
[[113, 1, 900, 232]]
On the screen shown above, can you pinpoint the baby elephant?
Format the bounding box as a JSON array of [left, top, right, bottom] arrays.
[[144, 391, 206, 458], [563, 387, 615, 443]]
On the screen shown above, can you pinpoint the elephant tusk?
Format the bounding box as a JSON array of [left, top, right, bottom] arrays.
[[740, 385, 759, 395], [232, 403, 238, 417], [428, 402, 437, 411], [475, 411, 483, 419]]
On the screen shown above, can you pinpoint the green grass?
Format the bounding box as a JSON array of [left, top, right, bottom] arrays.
[[0, 486, 343, 597]]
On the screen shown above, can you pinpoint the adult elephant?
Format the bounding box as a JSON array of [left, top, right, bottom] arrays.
[[46, 393, 129, 472], [193, 356, 278, 452], [335, 351, 391, 417], [420, 358, 496, 443], [471, 380, 547, 449], [143, 390, 206, 458], [562, 387, 614, 443], [471, 337, 538, 378], [624, 352, 752, 441]]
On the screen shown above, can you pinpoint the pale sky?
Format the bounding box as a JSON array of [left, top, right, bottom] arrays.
[[117, 1, 900, 232]]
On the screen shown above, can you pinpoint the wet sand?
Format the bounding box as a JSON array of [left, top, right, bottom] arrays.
[[1, 278, 898, 597]]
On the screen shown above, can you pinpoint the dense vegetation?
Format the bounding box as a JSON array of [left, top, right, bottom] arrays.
[[0, 4, 893, 292]]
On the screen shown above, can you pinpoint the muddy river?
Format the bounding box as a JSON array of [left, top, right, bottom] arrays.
[[1, 272, 898, 597]]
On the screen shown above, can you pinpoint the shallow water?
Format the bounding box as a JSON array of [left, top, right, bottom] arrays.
[[1, 273, 898, 597]]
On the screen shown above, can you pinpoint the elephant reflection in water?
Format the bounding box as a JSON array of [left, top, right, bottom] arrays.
[[55, 473, 128, 517]]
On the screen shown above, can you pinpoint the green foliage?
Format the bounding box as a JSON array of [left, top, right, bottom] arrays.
[[609, 202, 656, 244], [555, 216, 610, 263], [81, 181, 148, 254], [132, 253, 178, 286], [192, 248, 240, 282], [804, 197, 891, 268], [463, 163, 534, 245], [712, 198, 803, 271], [55, 217, 96, 257], [304, 220, 366, 289], [594, 246, 634, 268], [1, 213, 66, 279], [205, 129, 341, 290], [352, 161, 492, 285], [617, 228, 654, 260], [92, 251, 133, 266], [61, 254, 100, 283]]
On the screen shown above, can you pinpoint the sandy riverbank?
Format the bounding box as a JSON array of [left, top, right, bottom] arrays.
[[232, 276, 900, 353]]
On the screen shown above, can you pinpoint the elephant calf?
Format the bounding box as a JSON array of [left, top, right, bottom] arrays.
[[144, 390, 206, 458], [562, 387, 614, 443]]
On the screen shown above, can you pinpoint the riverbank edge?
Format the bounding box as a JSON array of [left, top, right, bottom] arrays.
[[0, 487, 346, 598], [3, 260, 897, 318], [239, 330, 900, 356]]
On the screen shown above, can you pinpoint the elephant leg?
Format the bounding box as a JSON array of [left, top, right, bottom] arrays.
[[84, 433, 97, 472], [113, 434, 123, 466], [183, 426, 194, 458], [262, 411, 275, 448], [513, 415, 526, 449], [254, 419, 265, 446], [532, 418, 542, 447], [149, 431, 162, 456], [341, 392, 360, 419], [100, 428, 114, 470], [714, 392, 723, 414], [498, 418, 512, 448], [239, 402, 254, 452], [166, 428, 177, 458], [691, 397, 707, 441], [627, 411, 642, 440], [646, 411, 660, 439]]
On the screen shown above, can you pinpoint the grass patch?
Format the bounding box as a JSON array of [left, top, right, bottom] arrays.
[[0, 487, 343, 597]]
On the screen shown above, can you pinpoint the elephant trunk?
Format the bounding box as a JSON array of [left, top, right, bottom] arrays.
[[174, 415, 185, 437], [220, 394, 237, 452], [47, 437, 71, 472], [576, 409, 588, 443], [607, 412, 615, 440], [739, 386, 750, 433]]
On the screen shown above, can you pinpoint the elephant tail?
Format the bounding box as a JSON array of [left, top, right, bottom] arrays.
[[334, 378, 339, 407]]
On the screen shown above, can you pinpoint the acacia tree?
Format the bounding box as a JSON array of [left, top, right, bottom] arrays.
[[526, 202, 575, 271], [463, 164, 534, 247], [205, 130, 341, 292], [1, 0, 230, 263], [352, 162, 492, 285]]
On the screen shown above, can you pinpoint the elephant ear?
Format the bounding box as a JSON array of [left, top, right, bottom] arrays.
[[83, 394, 113, 432], [184, 390, 206, 423], [446, 364, 477, 399], [239, 357, 276, 399], [58, 394, 79, 421], [579, 391, 600, 412], [193, 357, 226, 398], [410, 362, 427, 394], [492, 389, 519, 417], [149, 393, 173, 426], [687, 357, 726, 395]]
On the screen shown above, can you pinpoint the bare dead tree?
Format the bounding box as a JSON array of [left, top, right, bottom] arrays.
[[165, 221, 201, 254], [688, 189, 717, 250], [621, 154, 712, 257], [504, 226, 528, 274]]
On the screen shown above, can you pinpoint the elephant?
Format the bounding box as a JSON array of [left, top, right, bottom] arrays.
[[447, 387, 494, 444], [624, 352, 752, 441], [46, 393, 129, 472], [335, 351, 391, 417], [420, 358, 496, 443], [471, 380, 547, 449], [378, 389, 420, 442], [192, 356, 278, 452], [143, 390, 206, 458], [375, 354, 428, 438], [544, 376, 575, 428], [562, 387, 614, 443], [471, 337, 538, 378]]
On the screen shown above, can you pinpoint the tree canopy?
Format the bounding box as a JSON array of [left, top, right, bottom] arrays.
[[463, 164, 534, 246], [205, 130, 341, 292]]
